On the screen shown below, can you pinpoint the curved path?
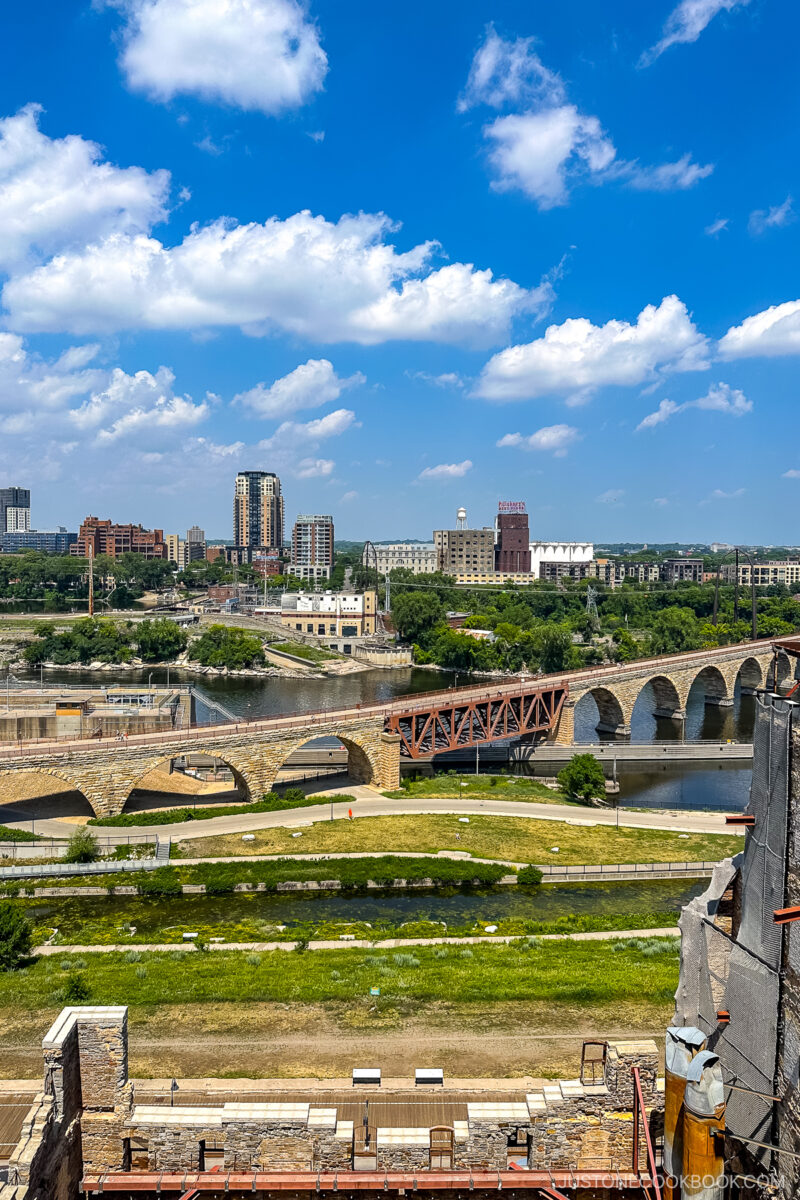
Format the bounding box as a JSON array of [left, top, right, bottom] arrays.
[[16, 788, 740, 841]]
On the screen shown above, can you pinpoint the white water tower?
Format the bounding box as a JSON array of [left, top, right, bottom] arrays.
[[456, 506, 467, 530]]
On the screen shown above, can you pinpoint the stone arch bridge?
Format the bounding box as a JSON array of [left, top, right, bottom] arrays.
[[0, 639, 790, 817]]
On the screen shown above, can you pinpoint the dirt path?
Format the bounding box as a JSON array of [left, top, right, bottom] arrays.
[[0, 999, 671, 1080]]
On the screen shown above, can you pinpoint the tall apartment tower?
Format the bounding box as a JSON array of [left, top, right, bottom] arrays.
[[233, 472, 284, 551], [186, 525, 206, 563], [495, 502, 531, 573], [0, 486, 31, 533], [290, 514, 334, 583]]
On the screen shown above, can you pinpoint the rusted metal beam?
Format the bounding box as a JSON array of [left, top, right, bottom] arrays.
[[774, 905, 800, 925], [81, 1168, 653, 1193], [725, 814, 755, 826], [631, 1066, 662, 1200], [385, 685, 567, 758]]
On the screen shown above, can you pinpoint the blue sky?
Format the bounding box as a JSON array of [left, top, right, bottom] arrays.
[[0, 0, 798, 543]]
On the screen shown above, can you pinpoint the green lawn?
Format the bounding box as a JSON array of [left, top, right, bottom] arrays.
[[271, 641, 340, 663], [181, 812, 743, 865], [3, 938, 680, 1013], [384, 774, 571, 804]]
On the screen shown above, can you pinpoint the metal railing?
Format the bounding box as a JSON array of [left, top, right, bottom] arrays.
[[536, 859, 718, 877]]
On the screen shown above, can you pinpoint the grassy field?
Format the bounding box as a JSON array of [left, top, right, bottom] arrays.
[[1, 936, 678, 1016], [271, 641, 340, 663], [181, 812, 743, 865], [385, 775, 572, 804]]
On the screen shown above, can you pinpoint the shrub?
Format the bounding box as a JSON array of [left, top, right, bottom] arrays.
[[517, 865, 543, 886], [246, 953, 261, 966], [64, 828, 99, 864], [392, 953, 420, 967], [556, 754, 607, 802], [0, 901, 32, 970], [135, 965, 148, 979], [63, 973, 91, 1003], [124, 950, 142, 963], [137, 868, 182, 897], [459, 949, 473, 959]]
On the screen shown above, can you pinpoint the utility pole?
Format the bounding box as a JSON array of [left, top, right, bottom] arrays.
[[733, 548, 739, 627], [88, 543, 94, 617]]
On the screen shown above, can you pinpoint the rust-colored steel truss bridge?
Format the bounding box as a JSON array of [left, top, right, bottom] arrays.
[[384, 683, 568, 758]]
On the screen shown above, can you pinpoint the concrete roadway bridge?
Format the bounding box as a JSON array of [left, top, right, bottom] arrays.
[[0, 639, 790, 818]]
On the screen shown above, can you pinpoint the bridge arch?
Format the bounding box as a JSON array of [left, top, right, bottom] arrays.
[[769, 650, 795, 692], [736, 656, 764, 694], [0, 768, 95, 819], [633, 675, 685, 723], [574, 686, 630, 740], [687, 665, 730, 707], [272, 733, 378, 788], [121, 753, 249, 815]]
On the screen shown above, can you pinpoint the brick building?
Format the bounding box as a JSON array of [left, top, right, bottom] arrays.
[[70, 517, 167, 559], [494, 502, 531, 573]]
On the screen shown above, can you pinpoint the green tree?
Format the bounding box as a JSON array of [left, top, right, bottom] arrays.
[[557, 754, 607, 803], [650, 607, 702, 654], [537, 624, 575, 673], [65, 828, 100, 864], [135, 618, 189, 662], [188, 625, 266, 668], [0, 901, 32, 970], [391, 591, 445, 643]]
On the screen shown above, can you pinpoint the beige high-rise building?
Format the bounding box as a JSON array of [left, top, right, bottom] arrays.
[[233, 471, 284, 551]]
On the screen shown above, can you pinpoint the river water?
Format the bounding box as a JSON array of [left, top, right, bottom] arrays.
[[27, 878, 703, 944], [18, 666, 753, 813]]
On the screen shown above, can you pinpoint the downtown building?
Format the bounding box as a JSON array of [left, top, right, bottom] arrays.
[[367, 543, 437, 575], [70, 517, 167, 559], [166, 526, 207, 569], [233, 471, 284, 556], [289, 513, 334, 583], [0, 486, 30, 533]]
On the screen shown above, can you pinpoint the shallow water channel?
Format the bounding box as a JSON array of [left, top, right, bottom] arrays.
[[29, 878, 704, 944]]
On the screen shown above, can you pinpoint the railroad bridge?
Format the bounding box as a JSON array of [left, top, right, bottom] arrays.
[[0, 640, 789, 817]]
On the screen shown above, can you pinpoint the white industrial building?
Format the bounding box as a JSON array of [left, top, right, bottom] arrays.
[[529, 541, 594, 577]]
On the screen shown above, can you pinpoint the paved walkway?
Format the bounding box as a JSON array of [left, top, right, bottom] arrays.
[[16, 789, 741, 841], [34, 926, 679, 955]]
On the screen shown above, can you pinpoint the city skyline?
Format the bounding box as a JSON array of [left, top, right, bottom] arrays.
[[1, 1, 799, 541]]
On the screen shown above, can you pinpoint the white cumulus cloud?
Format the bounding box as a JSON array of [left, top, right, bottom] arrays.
[[497, 424, 579, 456], [106, 0, 327, 115], [719, 300, 800, 358], [458, 25, 565, 112], [418, 460, 472, 481], [235, 358, 365, 418], [640, 0, 751, 66], [0, 105, 169, 270], [476, 295, 710, 402], [485, 107, 616, 210], [636, 382, 751, 431], [2, 211, 536, 346], [461, 28, 712, 210]]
